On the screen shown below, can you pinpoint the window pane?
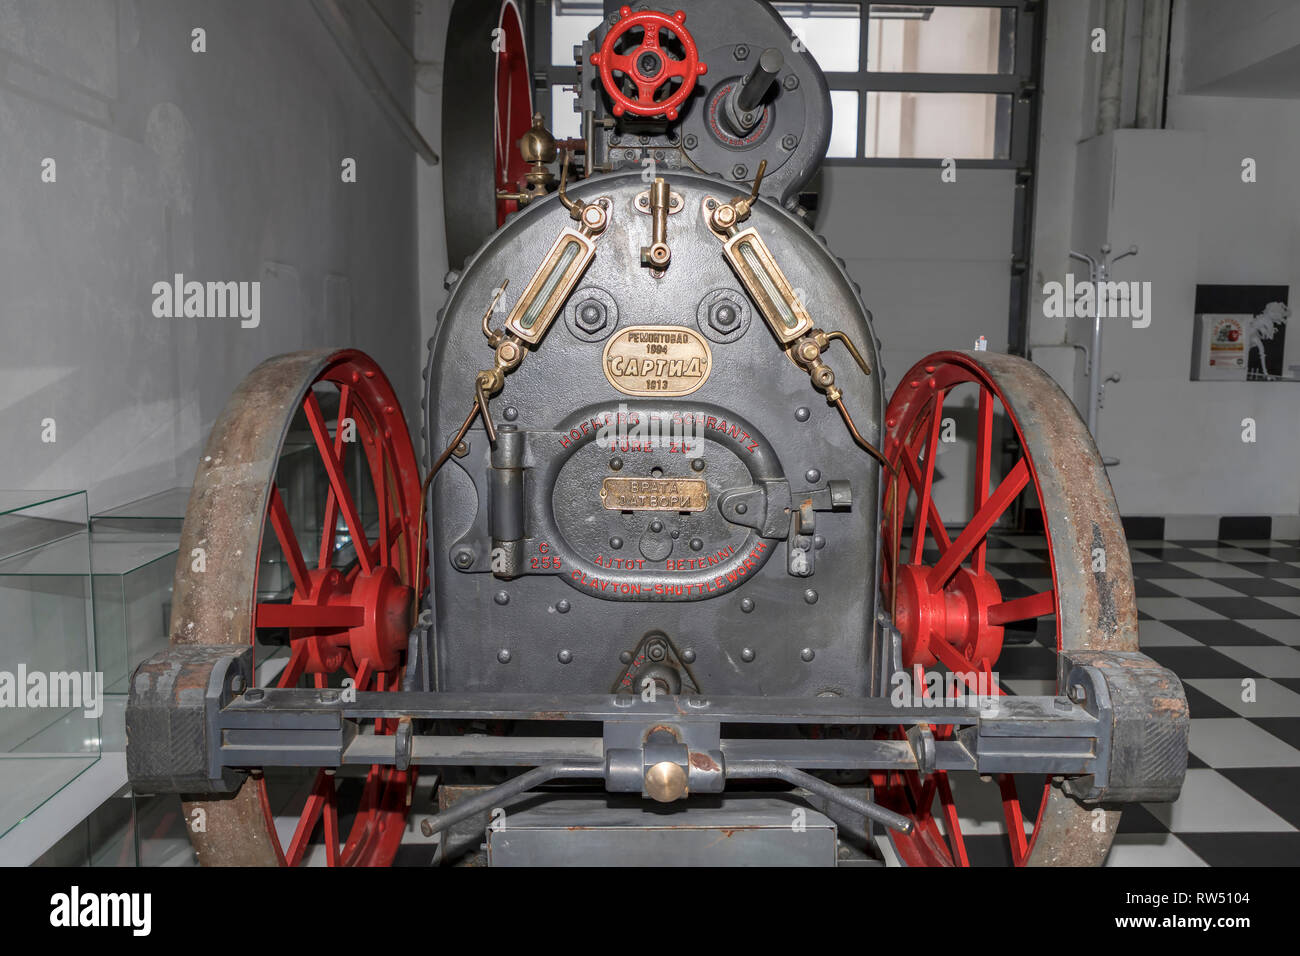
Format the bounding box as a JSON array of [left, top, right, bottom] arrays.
[[774, 3, 862, 73], [551, 85, 583, 140], [868, 4, 1015, 74], [551, 7, 603, 66], [865, 92, 1011, 159], [827, 90, 859, 158]]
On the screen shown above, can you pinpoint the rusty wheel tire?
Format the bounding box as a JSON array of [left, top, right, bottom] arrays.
[[875, 351, 1138, 866], [170, 349, 423, 866]]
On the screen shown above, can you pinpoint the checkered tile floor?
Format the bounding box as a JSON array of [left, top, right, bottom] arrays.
[[982, 533, 1300, 867]]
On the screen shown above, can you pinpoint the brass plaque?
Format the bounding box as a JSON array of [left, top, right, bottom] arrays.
[[600, 477, 709, 512], [601, 325, 712, 397]]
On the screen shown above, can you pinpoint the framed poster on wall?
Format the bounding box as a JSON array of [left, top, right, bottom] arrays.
[[1191, 284, 1291, 381]]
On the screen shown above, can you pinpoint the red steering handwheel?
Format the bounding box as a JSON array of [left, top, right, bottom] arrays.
[[590, 6, 708, 121]]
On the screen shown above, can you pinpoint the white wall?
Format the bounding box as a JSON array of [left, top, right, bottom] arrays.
[[0, 0, 422, 513], [1028, 0, 1300, 518]]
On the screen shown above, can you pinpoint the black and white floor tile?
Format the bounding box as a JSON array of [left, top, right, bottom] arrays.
[[980, 532, 1300, 866]]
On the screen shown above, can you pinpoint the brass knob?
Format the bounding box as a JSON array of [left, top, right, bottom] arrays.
[[644, 760, 688, 803]]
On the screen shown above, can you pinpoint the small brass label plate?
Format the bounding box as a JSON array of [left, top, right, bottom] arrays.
[[600, 477, 709, 512], [602, 325, 712, 397]]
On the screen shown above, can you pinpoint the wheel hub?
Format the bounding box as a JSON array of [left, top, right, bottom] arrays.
[[893, 563, 1004, 670]]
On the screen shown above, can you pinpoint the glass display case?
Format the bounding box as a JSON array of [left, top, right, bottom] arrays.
[[0, 491, 100, 839]]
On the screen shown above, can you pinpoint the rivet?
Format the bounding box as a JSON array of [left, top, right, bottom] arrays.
[[805, 468, 821, 483], [801, 648, 815, 662], [497, 649, 512, 664], [649, 519, 664, 533], [503, 406, 519, 421], [804, 589, 819, 604], [682, 649, 696, 663], [610, 457, 624, 471], [610, 536, 623, 549], [795, 406, 811, 422], [494, 590, 509, 605], [735, 503, 748, 515], [691, 458, 706, 472], [558, 649, 573, 664], [740, 597, 755, 613], [741, 647, 755, 662], [556, 599, 571, 614]]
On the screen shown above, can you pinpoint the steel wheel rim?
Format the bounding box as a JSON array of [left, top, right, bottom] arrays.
[[173, 349, 422, 867], [875, 351, 1138, 867]]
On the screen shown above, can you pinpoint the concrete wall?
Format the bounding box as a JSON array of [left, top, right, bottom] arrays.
[[0, 0, 422, 513]]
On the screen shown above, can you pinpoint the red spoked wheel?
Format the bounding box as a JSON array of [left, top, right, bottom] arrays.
[[494, 0, 533, 225], [171, 350, 424, 866], [590, 6, 708, 121], [874, 351, 1138, 866]]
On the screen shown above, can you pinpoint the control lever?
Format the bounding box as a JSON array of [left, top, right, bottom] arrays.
[[724, 47, 783, 136]]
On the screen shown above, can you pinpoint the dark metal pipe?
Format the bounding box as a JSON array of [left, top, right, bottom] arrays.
[[736, 47, 784, 114], [419, 762, 603, 837], [727, 759, 915, 834]]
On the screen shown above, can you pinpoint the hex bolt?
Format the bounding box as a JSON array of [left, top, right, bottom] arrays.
[[455, 549, 474, 568], [575, 300, 607, 333], [804, 589, 819, 605], [732, 164, 748, 180], [648, 642, 666, 661], [741, 647, 755, 662], [709, 301, 740, 333], [734, 44, 749, 60], [556, 599, 571, 614], [800, 648, 815, 662], [805, 468, 821, 483], [245, 688, 265, 702], [781, 134, 799, 150], [497, 649, 512, 664], [684, 133, 698, 149], [494, 590, 509, 606], [558, 649, 574, 664], [230, 675, 246, 695], [740, 597, 755, 613], [783, 74, 799, 90], [1069, 683, 1088, 705]]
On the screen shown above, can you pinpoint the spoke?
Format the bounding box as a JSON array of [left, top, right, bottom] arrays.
[[268, 484, 311, 596], [285, 769, 330, 867], [909, 402, 945, 565], [973, 388, 994, 573], [318, 386, 351, 569], [276, 642, 308, 689], [998, 774, 1028, 866], [901, 452, 953, 555], [323, 773, 341, 867], [927, 458, 1029, 591], [256, 604, 364, 629], [304, 391, 374, 574], [929, 635, 973, 676], [987, 589, 1056, 626], [935, 771, 970, 867]]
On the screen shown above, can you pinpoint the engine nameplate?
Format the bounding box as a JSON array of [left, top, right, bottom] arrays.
[[602, 325, 712, 396]]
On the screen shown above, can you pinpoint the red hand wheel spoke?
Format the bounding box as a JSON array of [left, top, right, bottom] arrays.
[[987, 589, 1056, 626], [926, 457, 1028, 591], [268, 483, 312, 595], [590, 7, 707, 120]]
